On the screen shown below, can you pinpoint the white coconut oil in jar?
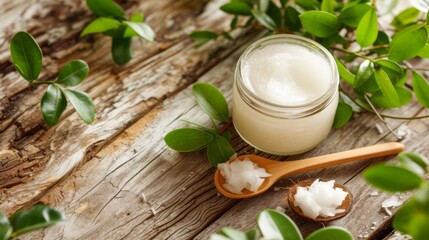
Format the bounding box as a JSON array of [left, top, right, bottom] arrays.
[[232, 34, 339, 155]]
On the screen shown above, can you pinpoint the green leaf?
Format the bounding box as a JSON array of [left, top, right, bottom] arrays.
[[374, 31, 390, 55], [190, 31, 218, 42], [222, 32, 233, 41], [257, 209, 303, 240], [284, 7, 302, 31], [396, 69, 408, 86], [9, 204, 64, 238], [375, 59, 404, 82], [339, 4, 371, 27], [0, 213, 12, 240], [86, 0, 124, 18], [299, 11, 339, 38], [333, 102, 353, 128], [41, 85, 67, 126], [251, 9, 277, 31], [130, 12, 144, 22], [412, 71, 429, 108], [370, 87, 411, 108], [356, 8, 378, 47], [391, 7, 421, 28], [266, 2, 282, 27], [363, 165, 423, 192], [245, 228, 260, 240], [398, 152, 429, 174], [418, 42, 429, 58], [306, 227, 353, 240], [111, 36, 132, 65], [64, 89, 95, 124], [321, 0, 336, 13], [210, 234, 231, 240], [10, 31, 43, 81], [393, 195, 429, 240], [398, 152, 428, 176], [81, 17, 121, 36], [355, 75, 379, 94], [374, 68, 400, 106], [295, 0, 320, 11], [259, 0, 269, 12], [230, 16, 238, 29], [220, 2, 252, 16], [389, 26, 427, 62], [220, 227, 247, 240], [192, 83, 230, 122], [56, 60, 89, 86], [123, 22, 154, 41], [335, 57, 355, 85], [222, 130, 231, 142], [354, 60, 374, 88], [123, 13, 145, 37], [207, 135, 234, 166], [164, 128, 213, 152]]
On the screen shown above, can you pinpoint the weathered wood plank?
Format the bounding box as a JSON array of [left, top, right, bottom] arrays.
[[21, 48, 247, 239], [23, 38, 426, 239], [0, 0, 258, 214]]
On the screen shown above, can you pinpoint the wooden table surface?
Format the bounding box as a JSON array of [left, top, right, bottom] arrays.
[[1, 0, 428, 239]]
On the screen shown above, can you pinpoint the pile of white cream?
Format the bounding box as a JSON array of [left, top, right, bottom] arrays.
[[293, 179, 348, 219], [218, 158, 271, 194]]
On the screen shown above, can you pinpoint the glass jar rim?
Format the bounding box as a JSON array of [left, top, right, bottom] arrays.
[[235, 34, 339, 118]]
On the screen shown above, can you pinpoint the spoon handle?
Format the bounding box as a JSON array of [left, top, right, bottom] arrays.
[[285, 142, 405, 175]]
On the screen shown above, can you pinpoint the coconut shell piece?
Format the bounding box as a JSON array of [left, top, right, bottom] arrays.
[[287, 178, 353, 222]]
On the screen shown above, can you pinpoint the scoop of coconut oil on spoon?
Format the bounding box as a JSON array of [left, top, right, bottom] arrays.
[[214, 142, 404, 199]]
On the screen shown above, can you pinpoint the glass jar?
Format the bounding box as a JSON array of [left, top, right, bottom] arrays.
[[232, 34, 339, 155]]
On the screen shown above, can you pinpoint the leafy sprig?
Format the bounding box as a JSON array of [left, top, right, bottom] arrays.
[[0, 204, 64, 240], [82, 0, 155, 65], [10, 31, 94, 126], [191, 0, 429, 128], [364, 151, 429, 240], [164, 83, 234, 166], [211, 209, 353, 240]]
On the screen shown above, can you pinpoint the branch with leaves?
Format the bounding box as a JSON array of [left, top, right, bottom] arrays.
[[192, 0, 429, 128], [82, 0, 155, 65], [0, 204, 64, 240], [10, 32, 94, 126], [364, 151, 429, 240], [164, 83, 235, 166], [210, 209, 353, 240]]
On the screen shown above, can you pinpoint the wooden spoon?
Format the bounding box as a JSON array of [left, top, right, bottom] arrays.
[[214, 142, 404, 199]]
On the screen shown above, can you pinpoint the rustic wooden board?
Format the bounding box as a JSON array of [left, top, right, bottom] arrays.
[[1, 0, 429, 240], [0, 0, 256, 213]]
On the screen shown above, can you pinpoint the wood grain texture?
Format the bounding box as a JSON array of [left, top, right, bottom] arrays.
[[0, 0, 257, 215], [1, 0, 429, 240]]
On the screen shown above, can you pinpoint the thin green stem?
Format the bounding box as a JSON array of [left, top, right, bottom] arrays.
[[358, 45, 389, 53], [331, 47, 372, 61], [339, 88, 429, 120]]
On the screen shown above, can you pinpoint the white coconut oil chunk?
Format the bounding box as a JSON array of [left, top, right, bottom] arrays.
[[217, 158, 271, 194], [293, 179, 348, 219]]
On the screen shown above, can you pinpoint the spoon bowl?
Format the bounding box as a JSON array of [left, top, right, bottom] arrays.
[[215, 142, 405, 199], [287, 178, 353, 222]]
